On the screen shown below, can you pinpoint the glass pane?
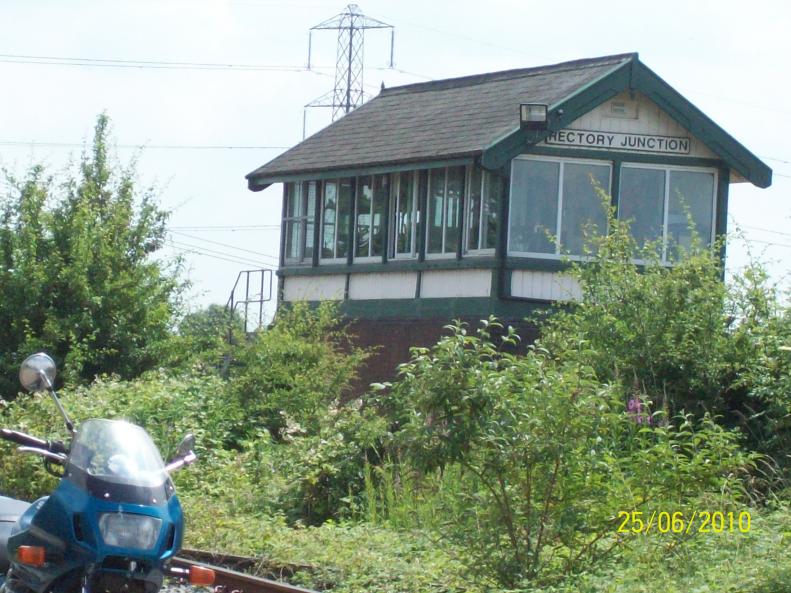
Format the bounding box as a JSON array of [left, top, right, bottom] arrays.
[[445, 166, 463, 254], [483, 173, 501, 250], [668, 170, 715, 253], [371, 174, 389, 257], [427, 169, 445, 253], [336, 179, 353, 259], [395, 172, 415, 255], [467, 167, 482, 251], [355, 176, 373, 258], [560, 163, 609, 255], [321, 182, 337, 259], [285, 221, 301, 260], [509, 159, 559, 254], [304, 182, 316, 261], [285, 183, 302, 218], [619, 167, 665, 255]]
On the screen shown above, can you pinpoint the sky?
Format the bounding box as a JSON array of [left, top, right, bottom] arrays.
[[0, 0, 789, 325]]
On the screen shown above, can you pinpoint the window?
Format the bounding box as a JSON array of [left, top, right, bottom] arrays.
[[391, 171, 419, 258], [465, 167, 501, 253], [283, 181, 316, 264], [427, 166, 464, 257], [284, 165, 503, 267], [619, 165, 715, 261], [508, 157, 610, 257], [320, 179, 353, 261], [355, 174, 389, 259]]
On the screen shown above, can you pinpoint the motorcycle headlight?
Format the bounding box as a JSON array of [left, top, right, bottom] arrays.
[[98, 513, 162, 550]]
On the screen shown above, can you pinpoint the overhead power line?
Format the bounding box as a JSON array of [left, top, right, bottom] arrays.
[[168, 230, 279, 261], [168, 241, 266, 268], [168, 224, 280, 230], [740, 238, 791, 249], [168, 238, 275, 268], [0, 52, 332, 73], [736, 224, 791, 238], [0, 140, 291, 150]]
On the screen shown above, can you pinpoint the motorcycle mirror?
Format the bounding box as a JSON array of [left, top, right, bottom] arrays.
[[19, 353, 56, 392], [175, 434, 196, 459], [19, 353, 74, 434]]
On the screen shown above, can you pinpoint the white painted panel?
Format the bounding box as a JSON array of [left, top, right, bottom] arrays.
[[420, 269, 492, 298], [348, 272, 418, 300], [510, 271, 581, 302], [539, 91, 717, 159], [283, 275, 345, 301]]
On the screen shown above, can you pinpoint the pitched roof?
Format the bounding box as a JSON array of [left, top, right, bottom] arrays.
[[246, 53, 633, 187], [247, 53, 771, 190]]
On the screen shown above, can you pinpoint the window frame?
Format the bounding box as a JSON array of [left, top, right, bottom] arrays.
[[463, 167, 499, 256], [425, 166, 465, 260], [390, 170, 420, 260], [507, 155, 612, 260], [319, 178, 353, 264], [282, 181, 316, 266], [618, 162, 718, 264], [354, 174, 389, 262]]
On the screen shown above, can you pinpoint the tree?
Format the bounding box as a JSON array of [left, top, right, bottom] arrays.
[[0, 114, 183, 393]]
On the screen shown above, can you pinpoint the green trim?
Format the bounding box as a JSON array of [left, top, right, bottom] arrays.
[[456, 168, 466, 260], [481, 60, 632, 170], [279, 184, 288, 268], [278, 254, 574, 277], [494, 168, 510, 298], [505, 257, 573, 272], [311, 181, 321, 267], [610, 158, 622, 213], [279, 256, 498, 277], [249, 157, 475, 190], [417, 170, 428, 262], [347, 180, 356, 266], [629, 61, 771, 188], [481, 55, 771, 188], [382, 175, 391, 265], [335, 296, 550, 320], [716, 166, 730, 271]]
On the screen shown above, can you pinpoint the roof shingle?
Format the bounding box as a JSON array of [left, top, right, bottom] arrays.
[[247, 53, 635, 186]]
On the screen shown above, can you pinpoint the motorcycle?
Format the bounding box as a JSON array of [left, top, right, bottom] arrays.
[[0, 353, 215, 593]]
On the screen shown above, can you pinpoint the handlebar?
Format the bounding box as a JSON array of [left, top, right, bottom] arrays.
[[0, 429, 67, 455]]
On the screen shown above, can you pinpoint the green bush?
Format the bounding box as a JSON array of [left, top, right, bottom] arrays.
[[386, 320, 756, 586], [538, 206, 731, 419], [226, 302, 367, 443], [0, 115, 183, 393], [536, 203, 791, 478], [0, 370, 234, 501]]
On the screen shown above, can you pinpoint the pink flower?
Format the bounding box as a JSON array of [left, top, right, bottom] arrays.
[[627, 397, 652, 425]]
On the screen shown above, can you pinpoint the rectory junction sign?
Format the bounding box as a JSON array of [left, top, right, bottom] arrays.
[[545, 129, 691, 155]]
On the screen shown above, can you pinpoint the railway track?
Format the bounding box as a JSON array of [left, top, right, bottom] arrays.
[[171, 549, 320, 593]]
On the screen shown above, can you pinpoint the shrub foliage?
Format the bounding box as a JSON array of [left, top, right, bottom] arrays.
[[0, 115, 181, 393]]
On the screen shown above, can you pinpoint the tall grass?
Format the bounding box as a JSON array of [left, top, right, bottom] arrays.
[[360, 459, 472, 532]]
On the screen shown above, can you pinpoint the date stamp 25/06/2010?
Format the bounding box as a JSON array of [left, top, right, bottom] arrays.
[[616, 511, 751, 535]]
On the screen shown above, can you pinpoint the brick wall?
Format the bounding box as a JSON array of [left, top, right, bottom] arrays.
[[345, 317, 539, 395]]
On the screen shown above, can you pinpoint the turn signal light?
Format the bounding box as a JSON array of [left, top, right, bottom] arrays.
[[189, 565, 216, 586], [16, 545, 46, 567]]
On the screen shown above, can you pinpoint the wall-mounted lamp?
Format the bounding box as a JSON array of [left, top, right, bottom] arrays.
[[519, 103, 548, 130]]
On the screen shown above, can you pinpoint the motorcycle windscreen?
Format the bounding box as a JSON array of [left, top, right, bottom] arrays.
[[65, 419, 175, 505]]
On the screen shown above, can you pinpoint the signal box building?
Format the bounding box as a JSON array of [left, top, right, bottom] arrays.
[[246, 53, 771, 382]]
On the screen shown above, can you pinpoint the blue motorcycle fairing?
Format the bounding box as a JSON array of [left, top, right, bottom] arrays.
[[6, 478, 183, 593]]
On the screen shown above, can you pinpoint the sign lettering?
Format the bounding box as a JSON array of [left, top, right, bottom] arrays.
[[545, 129, 691, 155]]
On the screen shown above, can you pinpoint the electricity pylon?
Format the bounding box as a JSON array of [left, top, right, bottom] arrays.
[[304, 4, 394, 136]]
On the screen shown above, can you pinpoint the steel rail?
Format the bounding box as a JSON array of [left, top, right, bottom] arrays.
[[171, 554, 320, 593]]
